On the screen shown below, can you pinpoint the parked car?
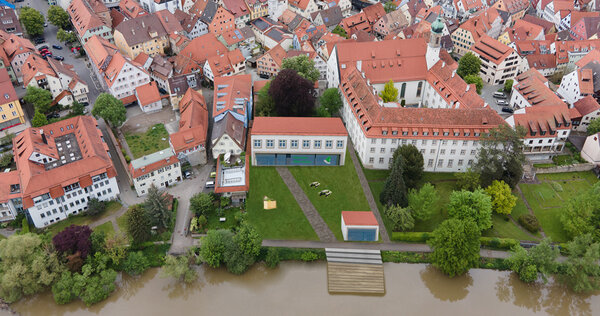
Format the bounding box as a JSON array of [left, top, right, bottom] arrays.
[[493, 92, 506, 99], [184, 170, 192, 179], [34, 37, 45, 44], [44, 22, 48, 27], [53, 55, 64, 61], [46, 113, 60, 119], [158, 88, 167, 94], [38, 45, 49, 51], [205, 181, 215, 188], [501, 106, 514, 113], [210, 172, 216, 178], [259, 73, 270, 79], [80, 102, 90, 107], [496, 99, 508, 106], [52, 44, 63, 50]]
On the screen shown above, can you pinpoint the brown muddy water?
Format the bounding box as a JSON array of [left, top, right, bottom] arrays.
[[10, 262, 600, 316]]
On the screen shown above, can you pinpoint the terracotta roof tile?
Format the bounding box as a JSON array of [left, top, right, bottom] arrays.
[[252, 117, 348, 136], [135, 81, 161, 106], [170, 88, 208, 153]]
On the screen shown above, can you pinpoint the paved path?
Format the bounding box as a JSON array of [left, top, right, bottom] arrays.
[[276, 167, 336, 242], [347, 141, 390, 242]]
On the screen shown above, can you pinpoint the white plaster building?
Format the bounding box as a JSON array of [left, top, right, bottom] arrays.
[[140, 0, 178, 13], [581, 132, 600, 165], [471, 35, 521, 85], [130, 149, 182, 196], [557, 68, 594, 105]]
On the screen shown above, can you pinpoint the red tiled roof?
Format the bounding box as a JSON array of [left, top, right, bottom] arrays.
[[252, 117, 348, 136], [578, 69, 595, 94], [471, 34, 514, 65], [213, 74, 251, 118], [170, 88, 208, 153], [342, 211, 378, 226], [427, 59, 485, 109], [512, 105, 571, 138], [573, 95, 600, 117], [514, 68, 563, 107], [135, 81, 161, 106], [0, 68, 17, 103], [129, 152, 180, 178]]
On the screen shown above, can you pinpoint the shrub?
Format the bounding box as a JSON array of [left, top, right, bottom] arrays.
[[551, 181, 563, 192], [21, 217, 29, 234], [519, 214, 540, 233], [122, 251, 150, 276], [390, 231, 432, 242], [479, 237, 519, 250], [300, 251, 318, 262], [125, 155, 131, 163], [381, 251, 430, 263], [265, 248, 280, 268], [197, 215, 207, 229]]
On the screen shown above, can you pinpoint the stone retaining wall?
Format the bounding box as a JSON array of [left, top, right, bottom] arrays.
[[535, 163, 595, 174]]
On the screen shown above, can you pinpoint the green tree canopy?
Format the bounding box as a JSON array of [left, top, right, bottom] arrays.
[[408, 183, 439, 221], [392, 144, 424, 188], [455, 169, 481, 191], [384, 204, 414, 232], [31, 110, 48, 127], [125, 204, 152, 245], [144, 184, 172, 230], [199, 223, 262, 275], [379, 80, 398, 102], [92, 93, 127, 127], [269, 69, 316, 117], [484, 180, 517, 215], [561, 234, 600, 293], [57, 28, 78, 43], [457, 52, 481, 78], [24, 86, 53, 114], [161, 252, 198, 283], [318, 88, 343, 117], [428, 219, 481, 277], [473, 124, 526, 188], [190, 193, 214, 216], [121, 251, 150, 276], [86, 198, 106, 216], [380, 156, 408, 207], [281, 55, 320, 82], [19, 8, 45, 36], [199, 229, 234, 268], [464, 74, 483, 94], [0, 234, 65, 303], [447, 189, 493, 231], [255, 81, 275, 117], [47, 6, 70, 29], [384, 1, 397, 13], [560, 182, 600, 240], [70, 101, 85, 116], [506, 238, 559, 283], [587, 117, 600, 135], [504, 79, 514, 93], [332, 25, 348, 38]]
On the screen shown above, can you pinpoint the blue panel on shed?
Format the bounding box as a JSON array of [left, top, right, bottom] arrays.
[[347, 228, 376, 241], [255, 154, 276, 166], [315, 154, 339, 166]]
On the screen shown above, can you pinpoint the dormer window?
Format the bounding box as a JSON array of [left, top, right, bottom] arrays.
[[443, 132, 449, 136], [382, 130, 388, 135], [402, 131, 408, 136]]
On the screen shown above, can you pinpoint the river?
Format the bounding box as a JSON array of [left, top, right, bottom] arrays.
[[10, 262, 600, 316]]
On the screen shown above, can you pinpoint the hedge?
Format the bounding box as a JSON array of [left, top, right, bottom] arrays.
[[479, 237, 519, 250], [392, 232, 519, 250], [518, 214, 540, 233], [258, 247, 326, 262], [391, 232, 432, 242]]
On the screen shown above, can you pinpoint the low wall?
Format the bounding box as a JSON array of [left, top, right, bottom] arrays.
[[105, 127, 133, 186], [535, 163, 595, 174]]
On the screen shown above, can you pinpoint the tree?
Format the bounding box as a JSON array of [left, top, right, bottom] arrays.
[[457, 52, 481, 78], [265, 248, 280, 268], [122, 251, 150, 276], [125, 205, 152, 245], [104, 233, 128, 266], [86, 198, 106, 216], [47, 6, 70, 29], [484, 180, 517, 215], [504, 79, 514, 93], [24, 86, 53, 114], [380, 156, 408, 207], [447, 189, 493, 231], [70, 101, 85, 116], [281, 55, 320, 82], [561, 234, 600, 293], [560, 182, 600, 240], [52, 225, 93, 258], [0, 234, 64, 303], [0, 152, 13, 168], [332, 25, 348, 38], [89, 230, 106, 255], [379, 79, 398, 102], [161, 252, 198, 283], [464, 74, 483, 94], [455, 169, 481, 191], [227, 222, 262, 274], [92, 93, 127, 127], [31, 110, 48, 127], [587, 117, 600, 135], [57, 28, 78, 43], [473, 124, 526, 188], [199, 229, 235, 268], [506, 239, 559, 283], [19, 8, 45, 37], [384, 205, 414, 231], [392, 144, 424, 188], [428, 219, 481, 277], [408, 183, 439, 221], [319, 88, 343, 117], [144, 184, 171, 230], [255, 81, 275, 117], [384, 1, 397, 13], [269, 69, 316, 117], [190, 193, 214, 216]]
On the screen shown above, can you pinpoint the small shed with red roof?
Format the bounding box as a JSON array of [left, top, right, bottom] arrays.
[[341, 211, 379, 241]]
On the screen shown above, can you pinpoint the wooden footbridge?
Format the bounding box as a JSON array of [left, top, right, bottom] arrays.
[[326, 248, 385, 294]]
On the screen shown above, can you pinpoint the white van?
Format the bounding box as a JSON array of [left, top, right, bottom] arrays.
[[493, 92, 506, 98], [205, 181, 215, 188]]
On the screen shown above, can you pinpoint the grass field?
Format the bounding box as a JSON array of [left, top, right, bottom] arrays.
[[45, 201, 122, 236], [289, 151, 371, 240], [246, 167, 318, 240], [93, 221, 115, 237], [124, 124, 170, 159]]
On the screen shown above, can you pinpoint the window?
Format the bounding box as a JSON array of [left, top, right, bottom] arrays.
[[379, 157, 384, 164], [437, 159, 444, 167], [371, 139, 376, 144], [279, 140, 287, 148], [458, 159, 463, 166], [253, 139, 262, 148], [422, 140, 427, 145], [468, 159, 473, 166], [291, 140, 298, 148], [369, 157, 374, 163], [450, 149, 456, 155], [400, 83, 406, 98], [460, 150, 466, 155], [370, 147, 375, 153], [336, 140, 344, 148], [470, 150, 476, 155], [380, 148, 385, 153], [440, 149, 446, 155], [326, 140, 333, 148], [416, 82, 423, 97], [314, 140, 321, 148], [430, 149, 435, 154], [303, 140, 310, 148], [428, 159, 434, 167], [266, 139, 274, 148], [442, 140, 447, 145], [448, 159, 453, 167]]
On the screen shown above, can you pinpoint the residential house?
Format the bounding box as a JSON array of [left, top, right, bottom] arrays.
[[0, 7, 22, 36], [214, 153, 249, 206], [213, 74, 252, 127], [174, 9, 209, 39], [498, 19, 545, 45], [180, 0, 196, 13], [68, 0, 114, 44], [288, 0, 319, 19], [292, 19, 326, 50], [244, 0, 268, 19], [1, 34, 35, 83], [268, 0, 287, 20], [510, 68, 564, 108], [569, 16, 600, 40], [113, 14, 169, 59], [203, 49, 246, 82], [310, 6, 343, 30], [492, 0, 529, 20], [470, 35, 521, 85], [558, 49, 600, 104], [329, 0, 351, 17], [155, 9, 184, 35], [558, 11, 599, 32], [250, 17, 293, 49], [130, 149, 181, 196], [217, 26, 258, 58], [135, 81, 163, 112], [211, 112, 246, 159], [0, 68, 24, 131], [177, 32, 229, 75], [569, 95, 600, 132], [522, 14, 556, 34], [540, 0, 573, 26], [119, 0, 147, 19], [451, 7, 505, 57], [134, 53, 173, 93], [167, 72, 203, 109], [314, 31, 344, 61], [202, 3, 236, 37], [452, 0, 484, 18], [222, 0, 251, 28], [581, 132, 600, 165], [169, 88, 209, 165], [139, 0, 178, 13], [257, 43, 286, 78], [373, 8, 410, 37]]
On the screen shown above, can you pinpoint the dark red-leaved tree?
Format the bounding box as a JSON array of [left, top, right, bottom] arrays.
[[269, 69, 316, 117], [52, 224, 92, 258]]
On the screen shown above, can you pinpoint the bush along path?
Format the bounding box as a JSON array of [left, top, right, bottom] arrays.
[[514, 185, 547, 238]]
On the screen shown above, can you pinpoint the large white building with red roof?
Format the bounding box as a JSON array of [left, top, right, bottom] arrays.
[[0, 116, 120, 227], [130, 149, 182, 196]]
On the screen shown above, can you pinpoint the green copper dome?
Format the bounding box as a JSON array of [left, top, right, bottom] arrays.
[[431, 16, 444, 34]]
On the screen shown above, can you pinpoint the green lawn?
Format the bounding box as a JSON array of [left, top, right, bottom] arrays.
[[117, 213, 128, 234], [124, 124, 170, 158], [93, 221, 115, 238], [288, 151, 370, 240], [246, 167, 318, 240], [483, 214, 538, 241], [45, 201, 122, 236], [204, 207, 243, 231]]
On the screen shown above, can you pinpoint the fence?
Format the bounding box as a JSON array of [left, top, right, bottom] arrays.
[[534, 163, 595, 174]]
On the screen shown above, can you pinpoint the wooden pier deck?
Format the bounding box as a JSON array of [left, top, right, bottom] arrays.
[[326, 248, 385, 294]]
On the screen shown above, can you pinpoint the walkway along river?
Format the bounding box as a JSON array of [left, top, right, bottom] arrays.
[[11, 262, 600, 315]]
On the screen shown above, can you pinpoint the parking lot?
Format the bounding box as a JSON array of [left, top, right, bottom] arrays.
[[481, 84, 513, 118]]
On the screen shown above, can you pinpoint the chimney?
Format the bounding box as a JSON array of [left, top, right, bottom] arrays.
[[356, 60, 362, 71], [40, 129, 47, 144], [442, 61, 446, 68], [452, 69, 456, 77], [165, 16, 169, 22], [142, 21, 145, 28], [466, 85, 470, 92]]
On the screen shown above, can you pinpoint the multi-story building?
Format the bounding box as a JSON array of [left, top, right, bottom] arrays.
[[203, 4, 236, 37], [68, 0, 114, 44], [213, 74, 252, 127], [113, 14, 169, 59], [498, 19, 545, 45], [257, 43, 286, 78], [492, 0, 529, 20], [1, 34, 35, 83], [510, 68, 564, 109], [85, 35, 151, 102], [0, 68, 24, 131], [139, 0, 178, 13], [452, 0, 484, 18], [451, 7, 505, 57], [217, 27, 258, 58], [288, 0, 319, 19], [119, 0, 147, 19], [251, 117, 348, 166], [0, 116, 120, 228], [130, 149, 182, 196], [203, 49, 246, 82], [135, 81, 163, 113], [0, 7, 23, 36], [471, 35, 521, 85], [214, 153, 249, 206], [569, 96, 600, 133], [557, 49, 600, 104], [222, 0, 251, 28], [169, 88, 209, 166], [245, 0, 268, 19], [211, 112, 246, 159], [373, 9, 409, 37], [174, 9, 209, 39]]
